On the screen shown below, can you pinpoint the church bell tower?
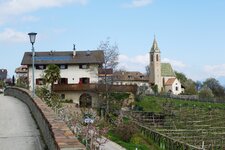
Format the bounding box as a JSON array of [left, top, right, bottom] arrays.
[[149, 36, 162, 91]]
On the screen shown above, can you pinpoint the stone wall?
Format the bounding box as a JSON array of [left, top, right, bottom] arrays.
[[4, 87, 85, 150]]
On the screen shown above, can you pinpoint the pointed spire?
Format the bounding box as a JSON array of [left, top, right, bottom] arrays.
[[150, 35, 160, 53]]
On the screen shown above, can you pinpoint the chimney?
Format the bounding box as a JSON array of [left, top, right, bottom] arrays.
[[73, 44, 76, 57]]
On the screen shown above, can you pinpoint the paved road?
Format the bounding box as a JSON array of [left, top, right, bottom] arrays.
[[0, 94, 45, 150], [98, 137, 126, 150]]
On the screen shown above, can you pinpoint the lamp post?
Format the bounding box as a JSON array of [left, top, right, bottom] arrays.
[[28, 32, 37, 97]]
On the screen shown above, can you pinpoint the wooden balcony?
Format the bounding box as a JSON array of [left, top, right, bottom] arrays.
[[53, 83, 137, 94]]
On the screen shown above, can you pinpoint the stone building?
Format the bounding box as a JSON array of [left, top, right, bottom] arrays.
[[149, 37, 183, 95]]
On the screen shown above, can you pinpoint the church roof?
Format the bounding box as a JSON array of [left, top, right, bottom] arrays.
[[165, 78, 176, 86], [150, 36, 160, 53], [161, 63, 175, 77]]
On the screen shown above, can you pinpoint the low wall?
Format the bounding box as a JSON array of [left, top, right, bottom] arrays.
[[4, 87, 85, 150]]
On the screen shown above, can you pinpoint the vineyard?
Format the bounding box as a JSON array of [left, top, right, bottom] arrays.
[[131, 96, 225, 149]]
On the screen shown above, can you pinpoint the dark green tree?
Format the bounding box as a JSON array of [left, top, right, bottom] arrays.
[[152, 84, 158, 95], [199, 85, 214, 100], [184, 79, 197, 95], [16, 76, 29, 89], [44, 64, 60, 92], [203, 78, 225, 98], [175, 71, 187, 85]]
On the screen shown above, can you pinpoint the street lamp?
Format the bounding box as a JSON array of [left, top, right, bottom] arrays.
[[28, 32, 37, 97]]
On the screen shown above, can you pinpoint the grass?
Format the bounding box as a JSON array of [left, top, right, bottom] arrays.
[[134, 95, 225, 149], [136, 95, 225, 113], [107, 130, 160, 150]]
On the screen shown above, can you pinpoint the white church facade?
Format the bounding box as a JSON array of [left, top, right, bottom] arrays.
[[149, 37, 183, 95]]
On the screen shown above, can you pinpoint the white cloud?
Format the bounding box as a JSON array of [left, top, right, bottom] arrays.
[[0, 0, 88, 24], [0, 28, 27, 43], [118, 53, 188, 74], [21, 15, 39, 22], [162, 58, 187, 69], [123, 0, 153, 8], [203, 64, 225, 77], [118, 53, 149, 72]]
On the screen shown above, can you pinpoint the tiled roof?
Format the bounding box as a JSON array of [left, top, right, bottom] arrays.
[[165, 78, 176, 86], [113, 71, 149, 82], [21, 50, 104, 65], [161, 63, 175, 77], [15, 65, 28, 73], [98, 68, 113, 76]]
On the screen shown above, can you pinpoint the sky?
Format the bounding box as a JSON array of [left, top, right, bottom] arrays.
[[1, 0, 225, 84]]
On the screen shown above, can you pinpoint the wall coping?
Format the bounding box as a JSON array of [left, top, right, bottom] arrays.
[[4, 87, 85, 150]]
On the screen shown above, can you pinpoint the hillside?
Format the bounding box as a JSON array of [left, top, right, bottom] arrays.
[[134, 96, 225, 149]]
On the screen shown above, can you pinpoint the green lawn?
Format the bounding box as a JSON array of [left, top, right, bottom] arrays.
[[134, 95, 225, 149], [107, 130, 160, 150], [136, 95, 225, 113]]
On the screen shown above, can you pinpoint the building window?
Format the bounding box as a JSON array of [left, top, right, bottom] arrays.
[[59, 64, 68, 69], [36, 78, 44, 85], [151, 54, 154, 62], [176, 86, 179, 91], [156, 54, 159, 61], [79, 78, 90, 84], [58, 78, 68, 84], [79, 64, 89, 69], [128, 75, 132, 79], [36, 65, 46, 70]]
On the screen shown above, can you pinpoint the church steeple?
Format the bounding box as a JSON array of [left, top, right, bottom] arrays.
[[150, 35, 160, 53], [149, 35, 162, 92]]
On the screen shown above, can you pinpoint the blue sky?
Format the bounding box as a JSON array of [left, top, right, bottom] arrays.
[[1, 0, 225, 84]]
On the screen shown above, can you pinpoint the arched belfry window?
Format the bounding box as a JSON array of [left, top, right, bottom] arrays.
[[156, 54, 159, 61], [151, 54, 154, 62]]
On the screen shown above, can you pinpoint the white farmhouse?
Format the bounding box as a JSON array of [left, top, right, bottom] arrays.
[[21, 49, 104, 108]]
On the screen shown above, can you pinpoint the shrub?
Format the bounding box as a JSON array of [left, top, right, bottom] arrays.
[[114, 122, 138, 142]]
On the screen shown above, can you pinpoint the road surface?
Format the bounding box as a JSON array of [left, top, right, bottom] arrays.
[[0, 94, 45, 150]]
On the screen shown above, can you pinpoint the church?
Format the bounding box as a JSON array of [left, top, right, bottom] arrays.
[[149, 37, 183, 95]]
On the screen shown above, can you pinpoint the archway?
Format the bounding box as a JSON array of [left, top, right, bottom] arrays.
[[79, 93, 92, 108]]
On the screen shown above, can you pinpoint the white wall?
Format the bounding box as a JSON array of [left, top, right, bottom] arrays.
[[113, 81, 149, 87], [60, 64, 98, 84], [28, 64, 99, 91], [171, 79, 182, 95], [164, 78, 182, 95], [58, 91, 99, 108]]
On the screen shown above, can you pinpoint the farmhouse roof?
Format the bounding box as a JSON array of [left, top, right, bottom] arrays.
[[98, 68, 113, 76], [21, 50, 104, 65], [15, 65, 28, 73], [113, 71, 149, 82]]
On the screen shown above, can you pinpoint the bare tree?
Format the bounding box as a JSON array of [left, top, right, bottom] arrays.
[[145, 65, 150, 77], [58, 107, 109, 149], [98, 37, 119, 70], [97, 37, 119, 116]]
